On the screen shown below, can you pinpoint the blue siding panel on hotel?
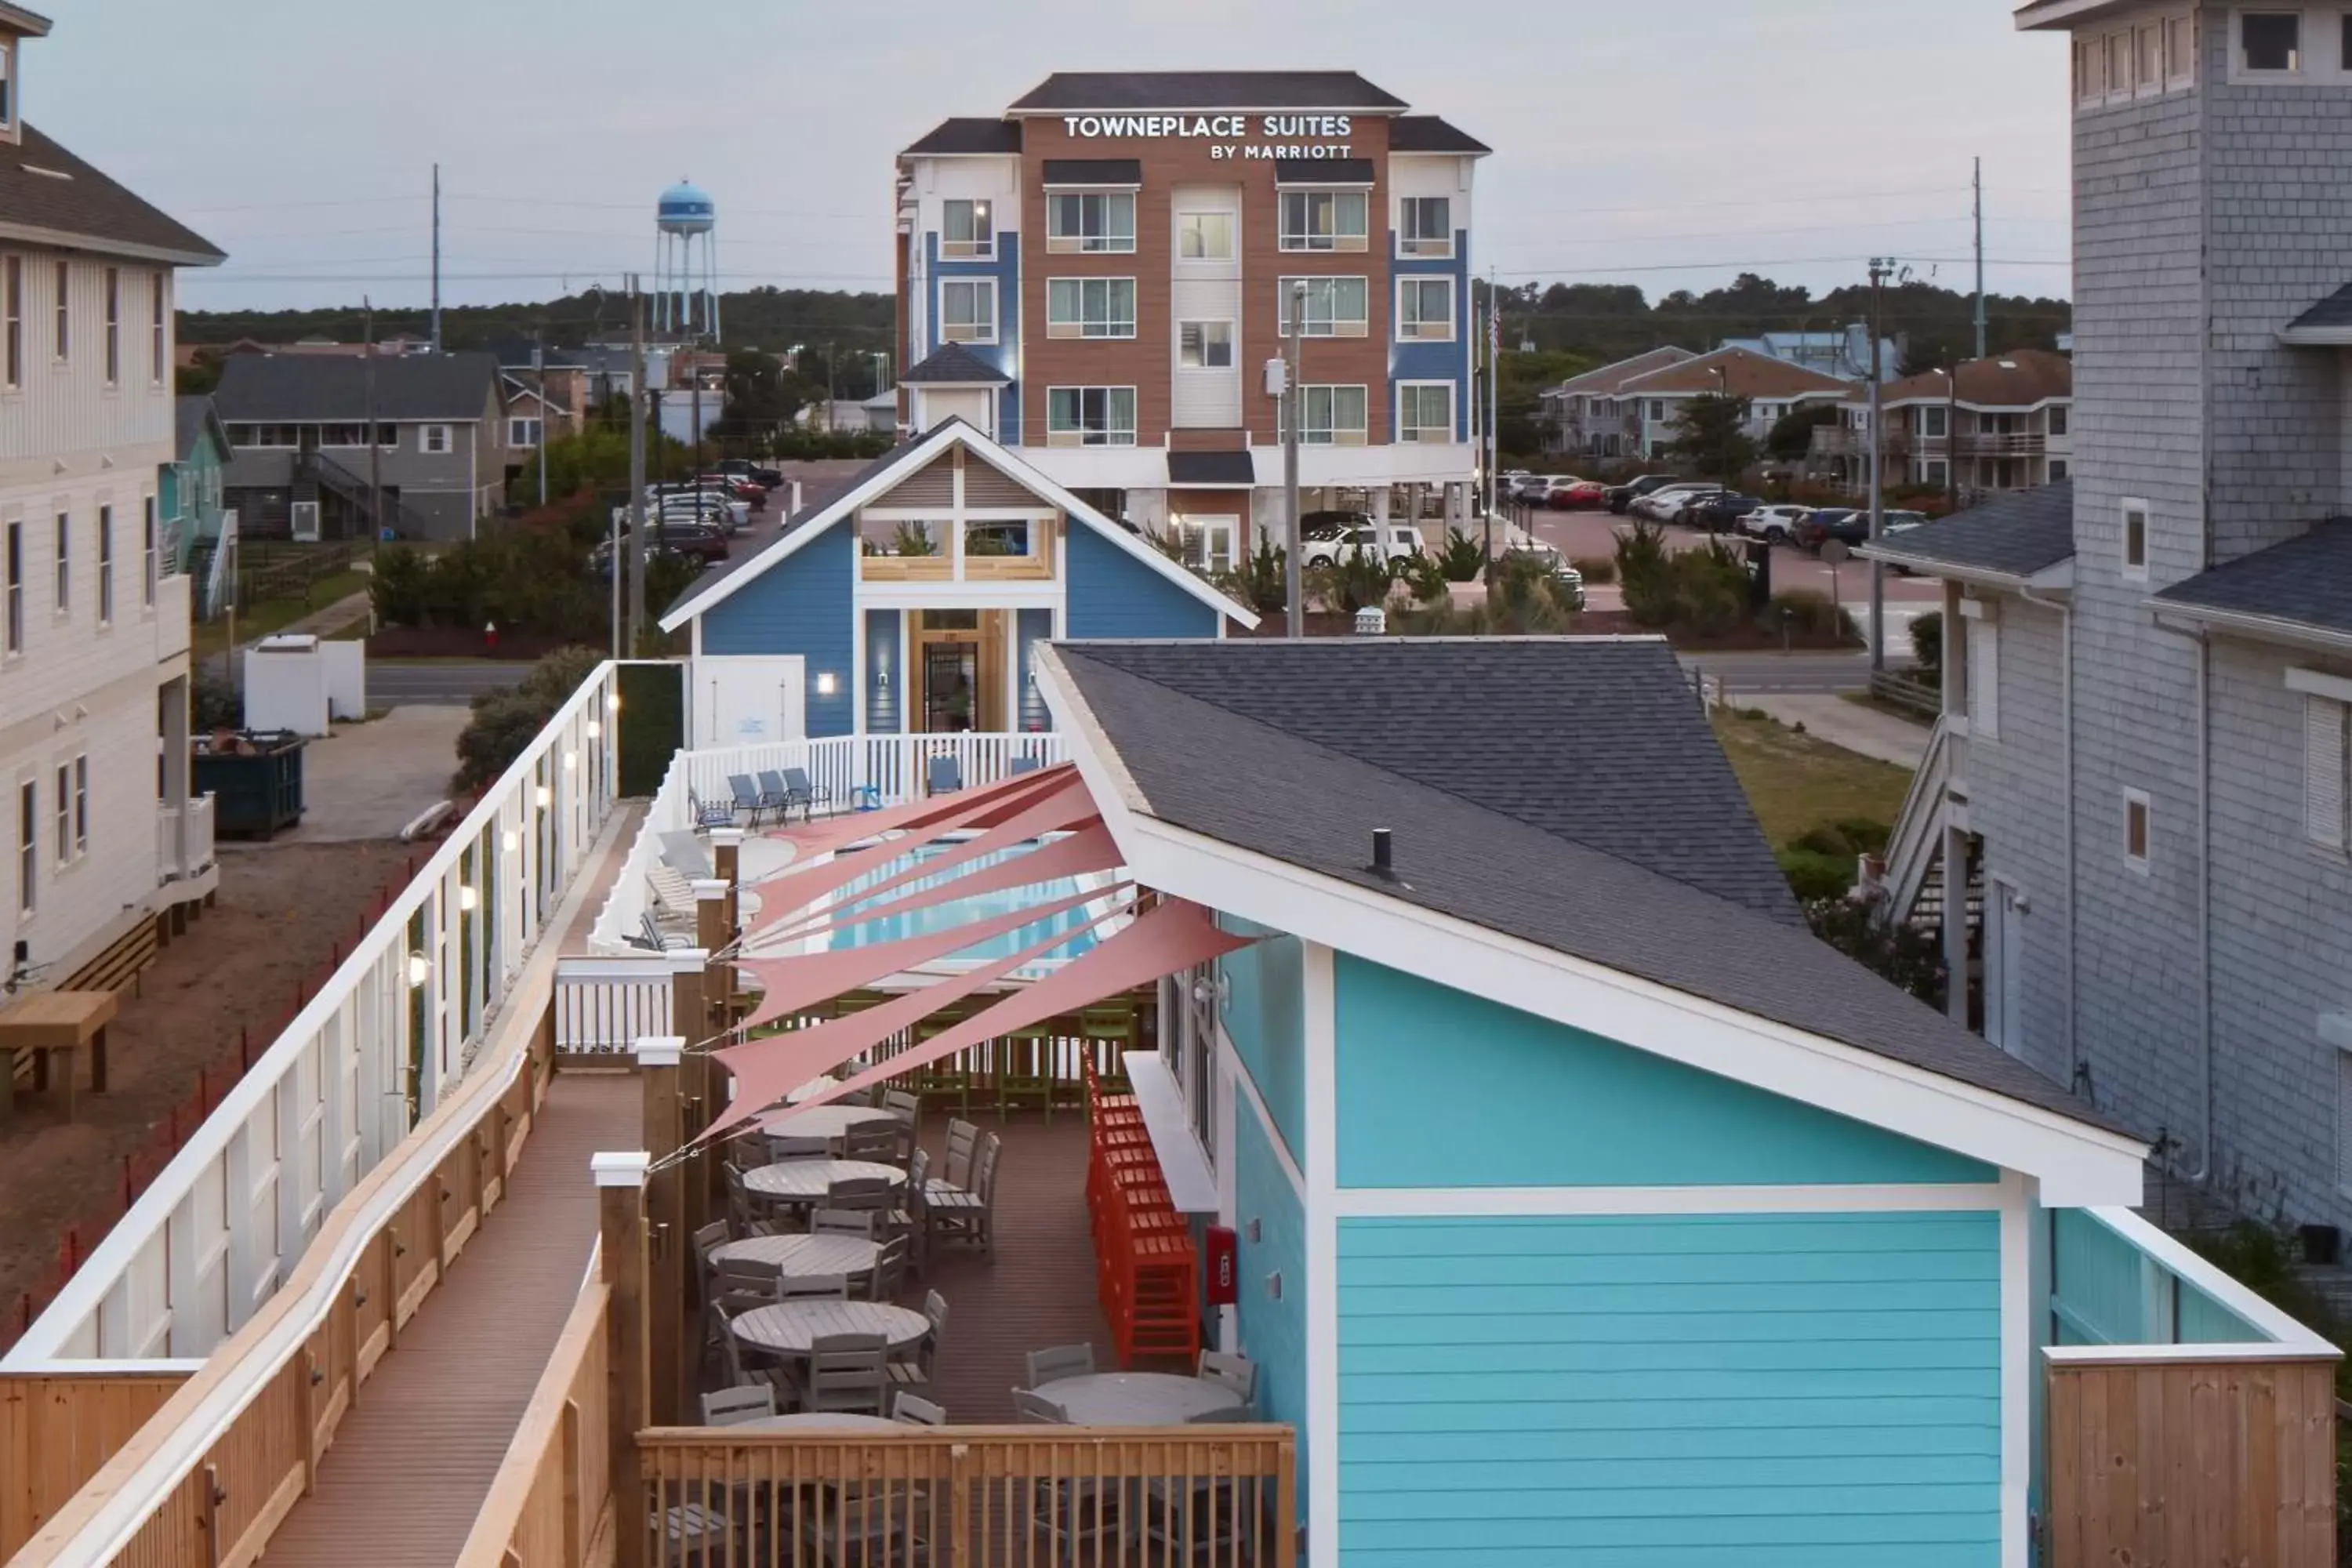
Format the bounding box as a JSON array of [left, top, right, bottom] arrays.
[[698, 528, 856, 737], [1388, 228, 1472, 439], [1335, 1210, 2001, 1566], [1218, 918, 1305, 1164], [1232, 1104, 1307, 1517], [924, 230, 1022, 444], [1332, 954, 1994, 1188], [1062, 524, 1221, 640], [864, 608, 901, 733]]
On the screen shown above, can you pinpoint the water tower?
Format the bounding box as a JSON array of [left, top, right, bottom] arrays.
[[654, 179, 720, 342]]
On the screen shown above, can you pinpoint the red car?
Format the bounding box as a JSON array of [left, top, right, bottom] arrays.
[[1544, 478, 1606, 510], [698, 474, 768, 508]]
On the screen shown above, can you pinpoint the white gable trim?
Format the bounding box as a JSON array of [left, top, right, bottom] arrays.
[[1037, 651, 2145, 1204], [659, 419, 1258, 631]]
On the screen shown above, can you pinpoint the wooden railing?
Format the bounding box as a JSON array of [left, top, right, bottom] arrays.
[[634, 1425, 1296, 1568], [453, 1271, 612, 1568], [0, 1371, 191, 1558]]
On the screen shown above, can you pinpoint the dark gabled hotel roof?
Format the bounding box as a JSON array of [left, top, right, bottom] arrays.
[[1006, 71, 1408, 114], [0, 125, 223, 266], [1389, 114, 1490, 154], [900, 118, 1022, 157], [1042, 158, 1142, 187], [900, 343, 1009, 386]]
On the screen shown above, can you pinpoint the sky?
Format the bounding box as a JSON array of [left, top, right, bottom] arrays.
[[23, 0, 2077, 316]]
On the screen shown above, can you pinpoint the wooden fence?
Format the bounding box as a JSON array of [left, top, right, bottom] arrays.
[[2046, 1356, 2337, 1568], [0, 1372, 190, 1559], [454, 1274, 612, 1568]]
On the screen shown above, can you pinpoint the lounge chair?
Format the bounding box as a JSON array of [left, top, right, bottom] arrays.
[[779, 766, 833, 822], [926, 755, 963, 797], [727, 773, 779, 825], [1008, 756, 1043, 776], [658, 830, 713, 878], [688, 789, 735, 829]]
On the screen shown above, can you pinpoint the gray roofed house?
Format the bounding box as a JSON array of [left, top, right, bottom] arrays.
[[213, 352, 501, 423], [900, 118, 1023, 157], [1860, 481, 2076, 585], [1005, 71, 1407, 113]]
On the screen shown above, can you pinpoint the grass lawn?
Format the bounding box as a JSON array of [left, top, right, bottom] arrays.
[[191, 568, 372, 662], [1711, 710, 1915, 845]]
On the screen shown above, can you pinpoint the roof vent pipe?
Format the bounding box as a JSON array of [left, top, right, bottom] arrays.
[[1368, 828, 1396, 880]]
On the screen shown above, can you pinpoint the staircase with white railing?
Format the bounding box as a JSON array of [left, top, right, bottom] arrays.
[[1870, 713, 1965, 928]]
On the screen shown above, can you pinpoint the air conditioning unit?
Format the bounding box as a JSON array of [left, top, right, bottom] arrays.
[[289, 500, 321, 543]]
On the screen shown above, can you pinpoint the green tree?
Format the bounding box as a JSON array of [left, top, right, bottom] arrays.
[[1766, 401, 1840, 461], [453, 646, 604, 792], [1671, 393, 1757, 485]]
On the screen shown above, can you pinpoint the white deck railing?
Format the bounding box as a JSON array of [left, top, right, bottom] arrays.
[[157, 794, 217, 884], [3, 664, 624, 1369], [553, 953, 677, 1053]]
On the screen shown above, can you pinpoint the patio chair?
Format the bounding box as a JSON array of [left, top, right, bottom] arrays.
[[1011, 1389, 1070, 1424], [891, 1392, 947, 1427], [827, 1175, 893, 1214], [926, 754, 963, 797], [811, 1207, 877, 1238], [803, 1332, 891, 1416], [1008, 755, 1043, 776], [1199, 1350, 1258, 1403], [688, 789, 736, 830], [722, 1164, 761, 1232], [713, 1255, 782, 1301], [765, 1132, 830, 1164], [727, 772, 779, 825], [867, 1234, 912, 1302], [843, 1120, 901, 1164], [1024, 1343, 1095, 1388], [942, 1120, 981, 1189], [882, 1087, 921, 1130], [927, 1138, 997, 1254], [777, 1272, 850, 1301], [658, 829, 713, 879], [700, 1384, 778, 1427], [689, 1219, 729, 1306], [782, 766, 836, 823], [888, 1290, 946, 1397], [812, 1492, 927, 1567], [635, 912, 691, 953]]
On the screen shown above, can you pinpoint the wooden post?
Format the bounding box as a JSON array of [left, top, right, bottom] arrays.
[[591, 1151, 651, 1568], [670, 952, 723, 1246], [690, 877, 731, 1246], [634, 1035, 687, 1428]]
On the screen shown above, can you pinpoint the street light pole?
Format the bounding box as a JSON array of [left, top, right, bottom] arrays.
[[1283, 281, 1306, 639], [626, 276, 648, 655], [1867, 256, 1890, 673]]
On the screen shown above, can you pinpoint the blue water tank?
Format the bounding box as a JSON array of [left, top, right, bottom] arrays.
[[656, 180, 715, 235]]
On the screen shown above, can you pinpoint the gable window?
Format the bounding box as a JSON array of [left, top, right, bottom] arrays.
[[2121, 498, 2149, 581], [1279, 276, 1369, 339], [1399, 196, 1452, 258], [940, 198, 993, 260], [2123, 788, 2152, 873], [0, 40, 13, 131], [1177, 211, 1233, 261], [96, 505, 113, 626], [2, 255, 19, 388], [1396, 276, 1455, 341], [53, 260, 67, 361], [1397, 383, 1454, 443], [2137, 22, 2164, 88], [1046, 277, 1135, 339], [1283, 385, 1368, 446], [940, 278, 996, 344], [150, 275, 165, 383], [419, 423, 452, 456], [507, 416, 543, 448], [1044, 386, 1136, 447], [17, 779, 32, 916], [102, 267, 119, 386], [1178, 320, 1233, 369], [1278, 190, 1367, 252], [2171, 13, 2198, 82], [2104, 31, 2130, 95], [2241, 11, 2300, 71], [1047, 191, 1134, 254], [51, 510, 65, 613]]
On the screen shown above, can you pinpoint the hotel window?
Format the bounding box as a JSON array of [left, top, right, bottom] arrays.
[[1279, 190, 1367, 252], [1921, 405, 1948, 438], [940, 278, 996, 343], [1046, 277, 1135, 339], [103, 267, 119, 385], [1397, 383, 1454, 443], [940, 198, 993, 259], [420, 423, 453, 455], [150, 274, 165, 383], [1279, 276, 1368, 339], [507, 416, 543, 448], [71, 756, 85, 858], [2241, 11, 2300, 71], [2, 255, 18, 387], [142, 495, 156, 607], [0, 40, 13, 131], [1047, 191, 1134, 254], [1178, 321, 1233, 369], [2123, 789, 2152, 873], [2049, 404, 2069, 436], [1044, 386, 1137, 447], [1398, 196, 1452, 257], [17, 780, 33, 916], [96, 505, 113, 626], [53, 764, 67, 865], [2121, 498, 2149, 581], [1176, 211, 1233, 261], [51, 510, 66, 612], [1396, 277, 1455, 341], [1283, 385, 1368, 446], [53, 260, 67, 361], [2303, 685, 2352, 852], [3, 520, 19, 654], [2170, 13, 2198, 81]]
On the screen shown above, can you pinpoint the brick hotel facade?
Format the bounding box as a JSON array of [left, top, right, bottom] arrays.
[[895, 71, 1487, 571]]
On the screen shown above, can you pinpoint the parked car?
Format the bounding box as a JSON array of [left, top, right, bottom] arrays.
[[713, 458, 787, 489], [1544, 477, 1606, 510], [1501, 546, 1588, 610], [590, 539, 697, 580], [1606, 474, 1687, 514], [1300, 509, 1373, 543], [698, 474, 768, 508], [1507, 475, 1558, 506], [1634, 484, 1723, 524], [615, 520, 730, 563], [1301, 524, 1425, 568], [652, 488, 750, 532], [1682, 492, 1762, 532], [1739, 503, 1816, 545], [1795, 508, 1870, 551]]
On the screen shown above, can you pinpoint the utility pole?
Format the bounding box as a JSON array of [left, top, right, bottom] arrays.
[[364, 296, 381, 539], [627, 276, 648, 654], [533, 332, 548, 509], [1867, 257, 1890, 673], [429, 163, 442, 354], [1487, 266, 1500, 539], [1945, 367, 1960, 510], [1480, 275, 1495, 587], [1283, 280, 1305, 639], [1972, 158, 1987, 361]]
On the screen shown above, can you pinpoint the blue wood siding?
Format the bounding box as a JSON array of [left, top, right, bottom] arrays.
[[1233, 1102, 1307, 1517], [1333, 955, 1994, 1189], [697, 529, 855, 737], [2048, 1207, 2260, 1345], [1388, 232, 1472, 440], [1015, 608, 1053, 731], [865, 608, 901, 734], [1219, 917, 1305, 1165], [925, 230, 1022, 444], [1335, 1210, 2001, 1566], [1062, 524, 1220, 640]]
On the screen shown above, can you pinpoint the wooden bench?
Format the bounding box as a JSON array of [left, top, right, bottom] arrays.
[[60, 915, 161, 1000], [0, 989, 118, 1120]]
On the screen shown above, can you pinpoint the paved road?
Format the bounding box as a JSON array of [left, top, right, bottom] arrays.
[[366, 661, 529, 708], [1675, 650, 1903, 695]]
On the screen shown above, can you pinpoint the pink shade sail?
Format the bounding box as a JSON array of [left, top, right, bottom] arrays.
[[774, 901, 1253, 1125], [699, 895, 1140, 1147], [750, 823, 1123, 951], [746, 774, 1098, 946], [733, 878, 1128, 1033], [755, 764, 1075, 865]]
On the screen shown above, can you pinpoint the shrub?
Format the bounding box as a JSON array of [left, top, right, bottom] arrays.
[[193, 668, 241, 732], [454, 644, 602, 793], [1570, 556, 1615, 585], [1309, 550, 1396, 615], [1802, 897, 1947, 1008], [369, 544, 433, 627], [1437, 528, 1485, 583], [1910, 612, 1943, 673], [1766, 588, 1859, 644], [1777, 848, 1856, 902], [1399, 554, 1451, 604], [1214, 535, 1287, 615], [1614, 518, 1675, 626]]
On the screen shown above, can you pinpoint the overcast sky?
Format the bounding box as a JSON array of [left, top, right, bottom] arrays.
[[25, 0, 2075, 315]]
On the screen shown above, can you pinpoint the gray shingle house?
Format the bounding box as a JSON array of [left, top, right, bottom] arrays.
[[1867, 1, 2352, 1237], [213, 352, 506, 542]]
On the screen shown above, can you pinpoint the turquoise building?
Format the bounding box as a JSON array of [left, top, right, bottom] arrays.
[[162, 395, 233, 619]]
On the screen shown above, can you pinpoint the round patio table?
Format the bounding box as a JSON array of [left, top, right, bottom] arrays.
[[708, 1232, 883, 1280], [1032, 1373, 1245, 1425], [786, 1074, 841, 1105], [757, 1104, 898, 1141], [742, 1160, 905, 1204], [729, 1412, 901, 1434], [731, 1301, 931, 1358]]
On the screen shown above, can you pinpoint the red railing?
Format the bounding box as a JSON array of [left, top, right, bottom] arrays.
[[1085, 1060, 1200, 1367]]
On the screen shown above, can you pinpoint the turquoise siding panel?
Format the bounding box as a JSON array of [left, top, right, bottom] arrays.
[[2048, 1208, 2263, 1345], [1336, 1211, 2002, 1566], [865, 609, 901, 734], [1015, 608, 1053, 731], [1333, 955, 1995, 1189], [1233, 1105, 1307, 1518], [2177, 1280, 2262, 1342], [1062, 524, 1220, 640], [1219, 916, 1304, 1165], [698, 529, 855, 737]]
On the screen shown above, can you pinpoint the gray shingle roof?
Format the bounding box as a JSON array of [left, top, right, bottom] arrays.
[[212, 352, 500, 423], [2152, 519, 2352, 638], [1007, 72, 1406, 113], [174, 394, 226, 462], [1388, 115, 1491, 154], [1862, 481, 2075, 580], [901, 118, 1022, 156], [2286, 283, 2352, 334], [900, 344, 1008, 385], [2, 125, 223, 263], [1054, 637, 2114, 1128]]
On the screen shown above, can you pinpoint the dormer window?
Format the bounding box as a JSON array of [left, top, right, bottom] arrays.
[[0, 40, 14, 132]]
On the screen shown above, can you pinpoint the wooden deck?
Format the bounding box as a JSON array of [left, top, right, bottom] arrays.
[[256, 1068, 637, 1567]]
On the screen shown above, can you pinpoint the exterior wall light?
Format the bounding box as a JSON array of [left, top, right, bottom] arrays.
[[586, 720, 602, 740], [816, 672, 840, 697], [459, 885, 479, 912], [535, 785, 552, 808], [501, 830, 518, 855], [405, 951, 431, 988]]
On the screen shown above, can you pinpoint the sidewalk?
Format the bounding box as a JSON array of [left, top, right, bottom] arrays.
[[1735, 693, 1929, 769]]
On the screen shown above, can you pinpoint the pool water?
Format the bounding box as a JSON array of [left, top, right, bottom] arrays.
[[827, 838, 1102, 962]]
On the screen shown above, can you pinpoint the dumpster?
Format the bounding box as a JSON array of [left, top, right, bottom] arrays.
[[193, 729, 307, 839]]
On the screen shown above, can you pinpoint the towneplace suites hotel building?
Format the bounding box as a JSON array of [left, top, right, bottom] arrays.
[[893, 71, 1487, 573]]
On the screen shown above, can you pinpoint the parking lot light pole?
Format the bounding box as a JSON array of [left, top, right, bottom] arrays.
[[1867, 256, 1891, 674], [1283, 280, 1305, 640]]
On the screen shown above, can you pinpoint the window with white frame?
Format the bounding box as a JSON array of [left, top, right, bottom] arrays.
[[940, 278, 996, 343], [1176, 517, 1238, 574], [2301, 684, 2351, 851], [420, 423, 452, 455], [1398, 196, 1452, 257], [150, 274, 165, 384], [4, 520, 20, 655], [1178, 320, 1233, 369], [2121, 498, 2149, 581], [1046, 277, 1135, 339], [2123, 788, 2152, 873], [1278, 276, 1368, 338], [96, 505, 112, 625], [1925, 459, 1951, 488], [2170, 13, 2198, 81], [0, 40, 13, 131], [1283, 385, 1368, 445], [1396, 276, 1454, 341], [940, 198, 993, 259], [142, 495, 156, 607], [2049, 404, 2070, 436], [2240, 9, 2301, 71], [52, 260, 67, 361], [2137, 20, 2165, 88], [2, 254, 19, 389], [102, 267, 118, 386], [1965, 606, 1999, 740], [1044, 386, 1136, 446], [16, 779, 32, 916], [1278, 189, 1367, 252], [1921, 405, 1948, 438], [1176, 210, 1233, 261], [71, 755, 85, 858], [1047, 191, 1134, 253], [507, 416, 543, 448], [1397, 383, 1454, 443], [52, 763, 67, 865], [50, 510, 65, 613]]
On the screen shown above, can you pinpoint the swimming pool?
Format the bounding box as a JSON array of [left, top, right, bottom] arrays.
[[824, 835, 1105, 964]]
